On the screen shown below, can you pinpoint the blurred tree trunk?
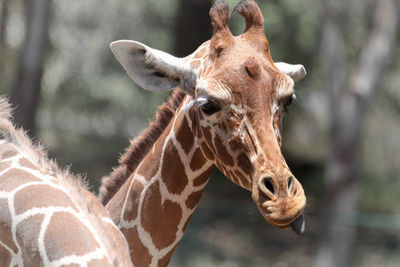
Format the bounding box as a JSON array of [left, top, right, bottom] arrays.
[[10, 0, 51, 134], [0, 0, 8, 45], [173, 0, 212, 57], [313, 1, 400, 267]]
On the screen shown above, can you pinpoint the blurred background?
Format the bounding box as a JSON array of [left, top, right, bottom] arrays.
[[0, 0, 399, 266]]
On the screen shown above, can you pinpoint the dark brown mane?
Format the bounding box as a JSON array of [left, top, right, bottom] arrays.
[[99, 89, 186, 205]]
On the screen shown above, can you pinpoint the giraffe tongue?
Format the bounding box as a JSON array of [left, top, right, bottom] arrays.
[[290, 214, 305, 235]]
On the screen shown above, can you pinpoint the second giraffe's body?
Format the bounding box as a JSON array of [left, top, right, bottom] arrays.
[[100, 0, 308, 266], [0, 99, 132, 266]]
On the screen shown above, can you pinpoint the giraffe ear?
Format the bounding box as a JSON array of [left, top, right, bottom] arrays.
[[110, 40, 196, 94], [275, 62, 307, 83]]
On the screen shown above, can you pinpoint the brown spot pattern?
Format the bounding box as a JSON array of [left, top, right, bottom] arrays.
[[136, 149, 160, 180], [235, 170, 251, 189], [0, 143, 18, 159], [0, 161, 11, 172], [123, 226, 152, 267], [123, 180, 143, 221], [141, 181, 182, 249], [228, 170, 239, 185], [16, 214, 44, 265], [0, 245, 11, 266], [216, 160, 228, 176], [190, 148, 206, 171], [158, 246, 176, 267], [175, 116, 194, 155], [213, 134, 234, 166], [87, 258, 111, 267], [45, 212, 98, 262], [19, 158, 39, 171], [1, 150, 17, 160], [202, 127, 213, 148], [0, 199, 17, 253], [228, 137, 243, 152], [237, 153, 251, 173], [185, 190, 203, 209], [188, 109, 203, 140], [0, 169, 41, 192], [200, 141, 214, 160], [161, 140, 188, 194], [14, 184, 78, 215], [218, 121, 227, 132], [193, 168, 212, 187]]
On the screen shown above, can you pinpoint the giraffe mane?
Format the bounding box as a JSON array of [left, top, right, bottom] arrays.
[[0, 96, 130, 264], [99, 89, 186, 205], [0, 97, 60, 177]]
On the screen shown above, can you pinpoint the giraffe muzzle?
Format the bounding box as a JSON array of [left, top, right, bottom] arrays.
[[252, 174, 306, 234]]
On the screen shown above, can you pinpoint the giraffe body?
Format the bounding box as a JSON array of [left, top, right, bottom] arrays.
[[100, 1, 308, 266], [0, 99, 132, 266]]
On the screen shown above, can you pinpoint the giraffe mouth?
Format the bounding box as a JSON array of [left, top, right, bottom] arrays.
[[267, 214, 305, 235], [288, 214, 305, 235]]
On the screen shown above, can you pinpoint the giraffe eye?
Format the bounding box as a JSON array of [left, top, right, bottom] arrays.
[[200, 100, 221, 115], [283, 95, 293, 112]]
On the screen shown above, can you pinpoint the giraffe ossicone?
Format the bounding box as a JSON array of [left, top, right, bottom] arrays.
[[101, 0, 307, 266], [0, 98, 133, 266]]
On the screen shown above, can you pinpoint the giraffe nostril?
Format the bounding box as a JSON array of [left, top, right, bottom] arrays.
[[288, 176, 294, 192], [261, 177, 275, 195]]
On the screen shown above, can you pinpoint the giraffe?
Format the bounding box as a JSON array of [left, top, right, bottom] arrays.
[[99, 0, 307, 266], [0, 98, 133, 266]]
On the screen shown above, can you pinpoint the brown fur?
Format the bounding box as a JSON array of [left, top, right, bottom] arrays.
[[99, 90, 186, 205]]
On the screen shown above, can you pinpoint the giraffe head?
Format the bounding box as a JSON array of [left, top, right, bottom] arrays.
[[110, 0, 306, 234]]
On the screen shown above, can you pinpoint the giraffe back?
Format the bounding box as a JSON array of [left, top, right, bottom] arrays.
[[0, 98, 132, 266]]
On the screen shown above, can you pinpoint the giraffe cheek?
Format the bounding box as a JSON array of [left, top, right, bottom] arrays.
[[237, 153, 252, 174], [213, 134, 234, 166]]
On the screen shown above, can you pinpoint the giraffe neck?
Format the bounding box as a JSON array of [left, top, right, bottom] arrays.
[[106, 96, 214, 266]]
